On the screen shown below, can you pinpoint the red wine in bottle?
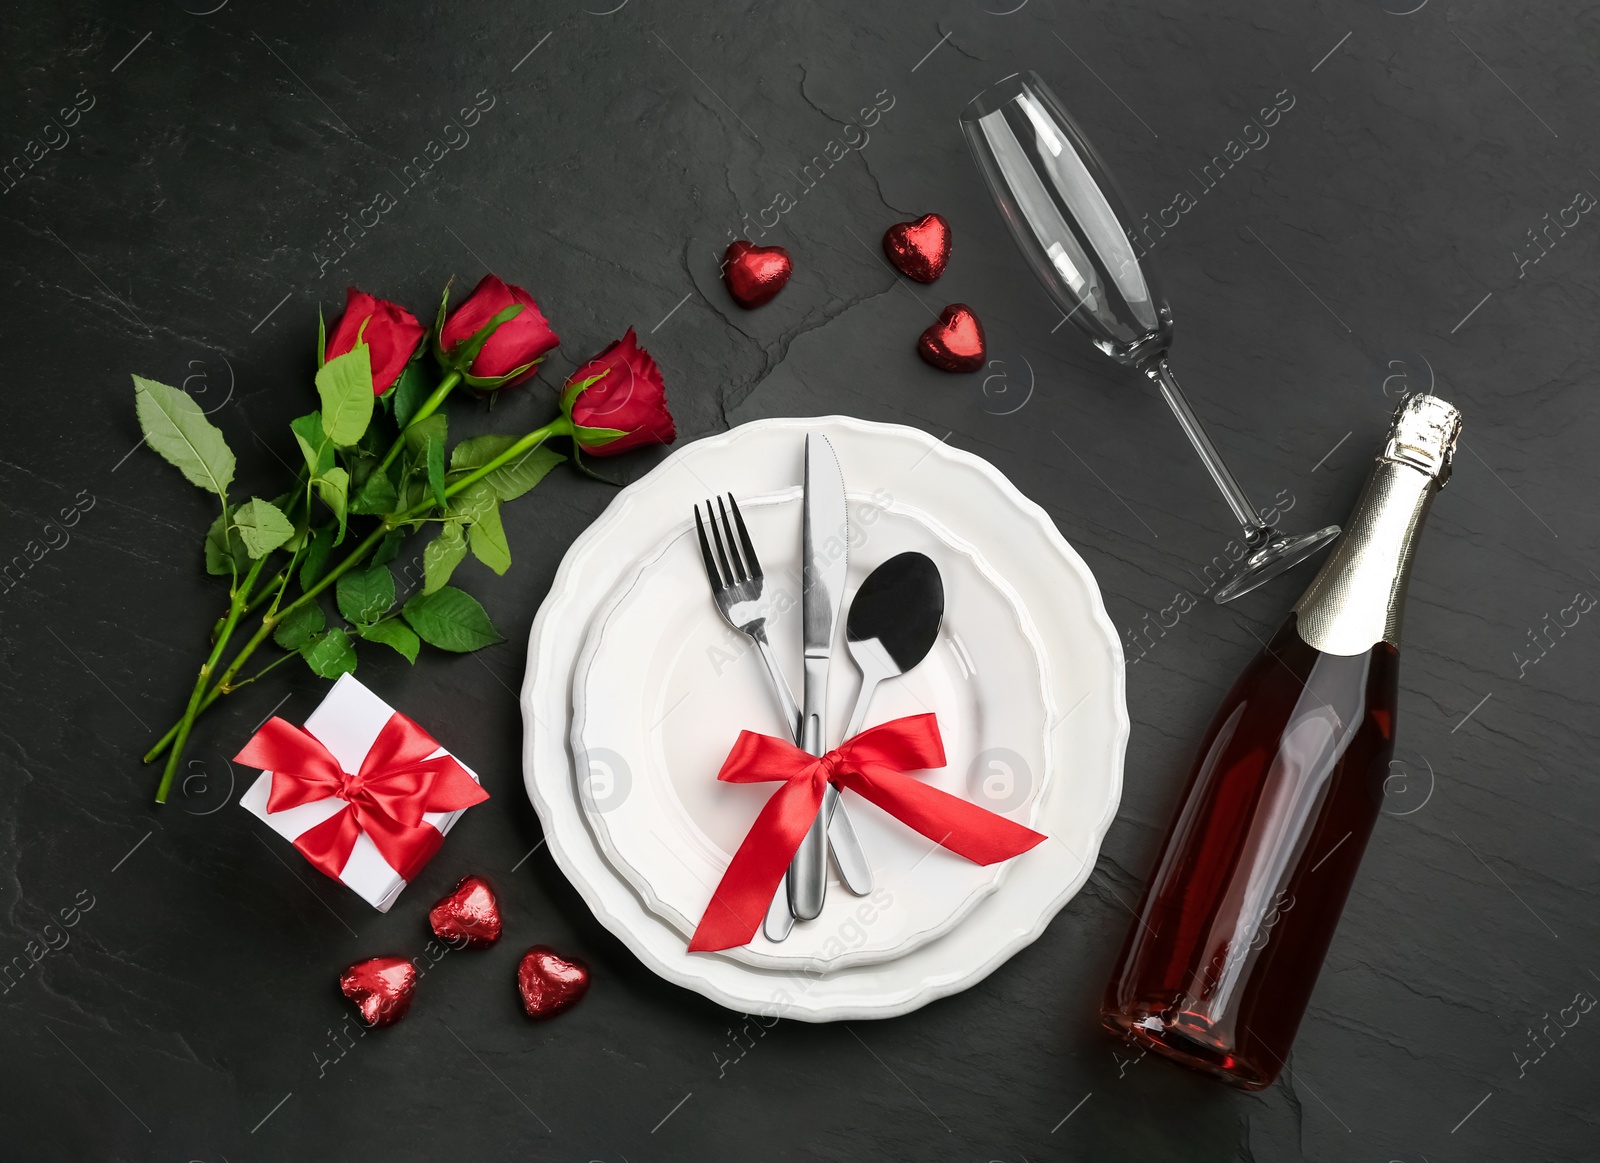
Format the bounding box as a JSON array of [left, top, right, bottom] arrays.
[[1100, 393, 1462, 1090]]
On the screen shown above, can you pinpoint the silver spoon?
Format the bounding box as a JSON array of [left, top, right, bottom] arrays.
[[824, 551, 946, 894]]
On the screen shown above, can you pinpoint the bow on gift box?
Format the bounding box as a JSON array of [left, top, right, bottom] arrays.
[[236, 713, 488, 883], [689, 714, 1046, 952]]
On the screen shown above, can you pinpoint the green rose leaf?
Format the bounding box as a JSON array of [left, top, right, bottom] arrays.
[[316, 466, 350, 544], [448, 434, 516, 473], [450, 479, 494, 520], [300, 627, 357, 679], [350, 466, 398, 515], [272, 601, 326, 651], [316, 344, 375, 447], [422, 521, 468, 595], [489, 445, 564, 502], [451, 483, 510, 576], [299, 525, 334, 590], [371, 528, 405, 568], [290, 412, 335, 477], [449, 436, 565, 503], [359, 419, 389, 454], [357, 619, 420, 664], [133, 375, 236, 497], [446, 479, 511, 574], [232, 498, 294, 559], [400, 476, 430, 521], [204, 509, 250, 577], [404, 413, 446, 457], [426, 433, 447, 511], [392, 360, 434, 430], [336, 563, 396, 626], [402, 586, 504, 652], [469, 505, 511, 575]]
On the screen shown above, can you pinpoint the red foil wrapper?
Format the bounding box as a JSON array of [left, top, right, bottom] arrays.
[[517, 946, 590, 1019], [722, 241, 793, 308], [339, 955, 417, 1027], [917, 304, 987, 373], [428, 875, 503, 949], [883, 214, 952, 283]]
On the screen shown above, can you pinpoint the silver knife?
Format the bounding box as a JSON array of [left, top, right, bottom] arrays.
[[762, 438, 869, 939], [788, 433, 849, 921], [761, 700, 876, 934], [762, 681, 873, 939], [761, 696, 873, 938]]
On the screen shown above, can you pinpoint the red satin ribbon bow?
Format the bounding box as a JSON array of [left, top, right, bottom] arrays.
[[236, 713, 488, 883], [689, 713, 1046, 952]]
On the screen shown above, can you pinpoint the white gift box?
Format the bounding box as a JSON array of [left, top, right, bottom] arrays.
[[240, 673, 481, 912]]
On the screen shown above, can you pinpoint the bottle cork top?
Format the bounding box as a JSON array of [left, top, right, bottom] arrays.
[[1381, 394, 1462, 486]]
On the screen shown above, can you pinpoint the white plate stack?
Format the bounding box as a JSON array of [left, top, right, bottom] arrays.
[[521, 417, 1128, 1020]]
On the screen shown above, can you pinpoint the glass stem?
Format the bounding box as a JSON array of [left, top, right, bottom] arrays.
[[1142, 356, 1271, 541]]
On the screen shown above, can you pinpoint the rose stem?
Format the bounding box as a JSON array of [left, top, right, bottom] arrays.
[[144, 417, 571, 763], [242, 372, 458, 613], [154, 552, 270, 802], [373, 370, 461, 476], [145, 380, 450, 760], [423, 418, 569, 509], [152, 476, 309, 754], [143, 521, 391, 766]]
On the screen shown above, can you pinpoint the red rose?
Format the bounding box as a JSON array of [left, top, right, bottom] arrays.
[[325, 287, 425, 394], [560, 329, 676, 457], [439, 274, 560, 388]]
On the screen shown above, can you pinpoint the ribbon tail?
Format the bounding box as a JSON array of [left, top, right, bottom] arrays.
[[840, 768, 1046, 865], [359, 806, 446, 883], [364, 756, 487, 829], [412, 756, 489, 814], [291, 806, 365, 882], [688, 777, 823, 953]]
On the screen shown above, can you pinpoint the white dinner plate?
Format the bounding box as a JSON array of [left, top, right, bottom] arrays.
[[522, 416, 1128, 1021], [571, 488, 1052, 971]]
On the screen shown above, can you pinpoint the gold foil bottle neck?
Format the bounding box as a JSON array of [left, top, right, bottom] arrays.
[[1293, 394, 1462, 656]]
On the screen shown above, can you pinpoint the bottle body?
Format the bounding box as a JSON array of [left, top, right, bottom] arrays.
[[1101, 393, 1460, 1090], [1100, 613, 1397, 1089]]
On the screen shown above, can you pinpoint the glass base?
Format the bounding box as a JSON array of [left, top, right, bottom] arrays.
[[1211, 525, 1341, 604]]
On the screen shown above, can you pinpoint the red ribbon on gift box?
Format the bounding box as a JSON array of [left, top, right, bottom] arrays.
[[689, 714, 1046, 952], [236, 712, 488, 883]]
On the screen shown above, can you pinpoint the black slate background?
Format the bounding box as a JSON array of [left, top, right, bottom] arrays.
[[1, 2, 1596, 1160]]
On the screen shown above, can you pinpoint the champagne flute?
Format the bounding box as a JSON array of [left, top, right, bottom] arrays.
[[960, 71, 1339, 602]]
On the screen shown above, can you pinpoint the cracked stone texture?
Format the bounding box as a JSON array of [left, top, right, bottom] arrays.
[[1, 1, 1597, 1160]]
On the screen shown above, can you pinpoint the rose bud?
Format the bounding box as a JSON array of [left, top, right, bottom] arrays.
[[559, 328, 676, 457], [437, 274, 560, 390], [324, 287, 426, 395]]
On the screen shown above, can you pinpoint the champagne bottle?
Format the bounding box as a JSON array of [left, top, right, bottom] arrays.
[[1100, 393, 1462, 1090]]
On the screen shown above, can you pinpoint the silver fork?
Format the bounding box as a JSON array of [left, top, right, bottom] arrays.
[[693, 495, 873, 941]]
